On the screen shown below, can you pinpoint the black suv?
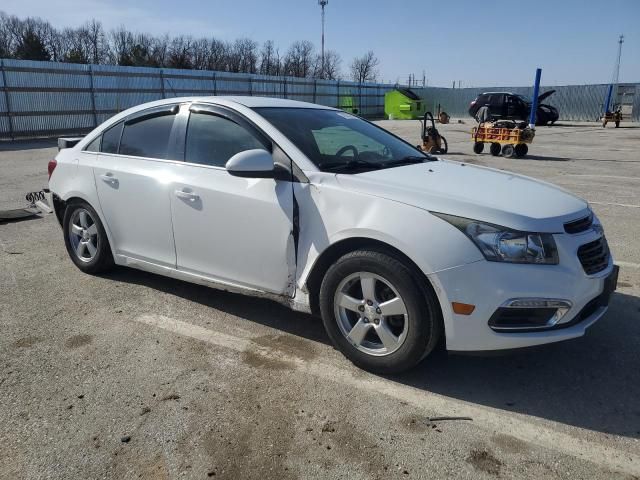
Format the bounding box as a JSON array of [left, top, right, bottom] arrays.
[[468, 91, 559, 126]]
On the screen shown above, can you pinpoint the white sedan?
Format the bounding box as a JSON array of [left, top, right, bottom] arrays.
[[48, 97, 618, 373]]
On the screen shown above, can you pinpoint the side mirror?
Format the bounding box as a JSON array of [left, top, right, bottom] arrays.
[[225, 149, 274, 178]]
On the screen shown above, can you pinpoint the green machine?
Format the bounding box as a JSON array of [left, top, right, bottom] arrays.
[[384, 88, 425, 120], [340, 96, 359, 115]]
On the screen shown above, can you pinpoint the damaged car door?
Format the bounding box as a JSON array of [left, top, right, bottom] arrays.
[[170, 103, 295, 295]]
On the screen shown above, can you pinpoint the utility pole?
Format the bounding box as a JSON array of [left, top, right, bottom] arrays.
[[318, 0, 328, 79]]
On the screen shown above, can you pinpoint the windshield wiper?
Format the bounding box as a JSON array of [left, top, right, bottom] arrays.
[[380, 155, 439, 167], [321, 159, 384, 172]]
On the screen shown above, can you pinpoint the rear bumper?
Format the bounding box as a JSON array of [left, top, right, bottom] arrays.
[[428, 257, 615, 352]]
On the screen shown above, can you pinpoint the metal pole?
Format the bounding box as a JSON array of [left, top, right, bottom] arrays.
[[88, 65, 98, 127], [603, 84, 613, 114], [336, 79, 340, 109], [313, 78, 317, 104], [612, 35, 624, 109], [213, 72, 217, 96], [319, 1, 328, 79], [529, 68, 542, 128], [1, 60, 15, 140], [159, 69, 166, 99]]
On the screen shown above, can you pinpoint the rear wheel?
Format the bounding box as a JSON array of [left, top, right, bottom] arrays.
[[63, 201, 114, 274], [514, 143, 528, 158], [490, 142, 501, 156], [319, 250, 442, 374], [502, 144, 515, 158], [473, 142, 484, 154]]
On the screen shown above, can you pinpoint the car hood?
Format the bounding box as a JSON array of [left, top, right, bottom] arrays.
[[537, 89, 556, 102], [335, 160, 589, 232]]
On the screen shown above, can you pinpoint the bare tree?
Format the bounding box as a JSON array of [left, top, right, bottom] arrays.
[[0, 9, 381, 80], [191, 38, 209, 70], [150, 34, 169, 67], [167, 35, 193, 69], [82, 20, 107, 64], [283, 40, 315, 78], [206, 38, 228, 71], [227, 38, 257, 73], [313, 49, 341, 79], [259, 40, 280, 76], [350, 51, 379, 83], [110, 26, 134, 65]]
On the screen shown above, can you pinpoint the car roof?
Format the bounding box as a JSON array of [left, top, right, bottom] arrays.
[[125, 96, 336, 110], [479, 92, 516, 95]]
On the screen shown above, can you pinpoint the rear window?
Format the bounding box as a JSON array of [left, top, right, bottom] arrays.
[[119, 114, 176, 159]]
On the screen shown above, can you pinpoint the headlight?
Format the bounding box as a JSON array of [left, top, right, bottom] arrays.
[[433, 213, 559, 264]]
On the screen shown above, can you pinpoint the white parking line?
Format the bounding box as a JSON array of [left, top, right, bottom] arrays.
[[589, 201, 640, 209], [616, 261, 640, 269], [136, 314, 640, 476], [563, 175, 640, 181]]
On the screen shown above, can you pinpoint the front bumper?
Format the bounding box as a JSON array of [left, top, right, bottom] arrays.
[[428, 232, 616, 352]]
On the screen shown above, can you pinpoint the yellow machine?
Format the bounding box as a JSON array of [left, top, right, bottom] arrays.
[[418, 112, 448, 154], [471, 120, 535, 158]]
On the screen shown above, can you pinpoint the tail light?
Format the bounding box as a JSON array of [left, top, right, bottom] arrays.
[[48, 159, 57, 180]]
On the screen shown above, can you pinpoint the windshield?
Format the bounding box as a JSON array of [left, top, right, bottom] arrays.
[[253, 107, 434, 173]]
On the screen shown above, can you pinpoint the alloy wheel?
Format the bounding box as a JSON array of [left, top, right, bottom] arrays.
[[68, 208, 99, 263], [333, 272, 409, 356]]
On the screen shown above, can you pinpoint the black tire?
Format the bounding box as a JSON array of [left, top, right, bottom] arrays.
[[615, 121, 620, 128], [502, 144, 515, 158], [439, 136, 448, 154], [490, 143, 501, 156], [63, 200, 114, 274], [514, 143, 528, 158], [319, 250, 442, 374], [473, 141, 484, 154]]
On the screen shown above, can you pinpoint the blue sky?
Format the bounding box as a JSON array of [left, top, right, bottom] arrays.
[[4, 0, 639, 86]]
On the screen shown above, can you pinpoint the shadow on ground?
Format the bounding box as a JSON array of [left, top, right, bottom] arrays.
[[106, 267, 640, 440]]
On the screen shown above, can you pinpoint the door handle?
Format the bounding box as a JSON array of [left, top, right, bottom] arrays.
[[175, 189, 200, 202], [100, 173, 118, 184]]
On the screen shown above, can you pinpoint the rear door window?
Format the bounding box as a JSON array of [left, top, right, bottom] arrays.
[[119, 114, 176, 159]]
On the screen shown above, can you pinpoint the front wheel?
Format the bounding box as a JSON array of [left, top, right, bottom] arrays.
[[439, 136, 448, 154], [319, 250, 442, 374], [63, 201, 114, 274]]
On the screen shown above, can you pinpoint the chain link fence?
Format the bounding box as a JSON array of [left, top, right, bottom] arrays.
[[1, 58, 637, 140], [414, 83, 639, 123], [0, 58, 394, 140]]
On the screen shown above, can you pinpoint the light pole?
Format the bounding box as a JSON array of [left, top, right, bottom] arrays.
[[318, 0, 328, 78]]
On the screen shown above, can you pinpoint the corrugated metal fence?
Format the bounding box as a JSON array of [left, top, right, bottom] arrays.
[[415, 83, 639, 122], [0, 58, 394, 140], [1, 58, 637, 140]]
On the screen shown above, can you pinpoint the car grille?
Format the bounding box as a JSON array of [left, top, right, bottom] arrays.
[[577, 237, 609, 275], [564, 214, 593, 234]]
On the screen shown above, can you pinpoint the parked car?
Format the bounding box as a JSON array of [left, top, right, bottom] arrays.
[[469, 91, 559, 125], [49, 97, 617, 374]]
